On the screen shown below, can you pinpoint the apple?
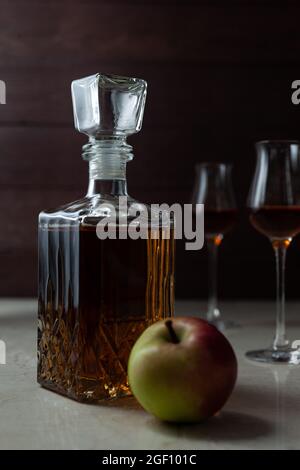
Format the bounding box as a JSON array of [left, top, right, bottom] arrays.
[[128, 317, 237, 422]]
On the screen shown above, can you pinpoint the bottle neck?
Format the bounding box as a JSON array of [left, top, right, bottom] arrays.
[[87, 179, 128, 197], [83, 137, 133, 197]]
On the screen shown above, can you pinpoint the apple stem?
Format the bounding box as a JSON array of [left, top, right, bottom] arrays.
[[165, 320, 179, 344]]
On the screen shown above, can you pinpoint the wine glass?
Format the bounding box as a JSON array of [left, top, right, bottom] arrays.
[[247, 140, 300, 364], [192, 162, 238, 330]]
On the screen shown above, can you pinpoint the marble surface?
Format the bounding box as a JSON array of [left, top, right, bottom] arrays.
[[0, 298, 299, 450]]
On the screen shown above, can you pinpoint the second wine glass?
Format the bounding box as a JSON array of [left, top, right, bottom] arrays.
[[192, 162, 238, 330]]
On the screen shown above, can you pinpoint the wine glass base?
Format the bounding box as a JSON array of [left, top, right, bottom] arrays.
[[246, 348, 300, 365]]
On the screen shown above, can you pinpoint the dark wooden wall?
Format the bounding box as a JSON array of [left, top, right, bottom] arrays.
[[0, 0, 300, 298]]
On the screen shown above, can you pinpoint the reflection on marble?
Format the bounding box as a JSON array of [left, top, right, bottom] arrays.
[[0, 299, 299, 450]]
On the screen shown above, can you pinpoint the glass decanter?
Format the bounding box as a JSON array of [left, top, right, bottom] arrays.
[[37, 73, 175, 401]]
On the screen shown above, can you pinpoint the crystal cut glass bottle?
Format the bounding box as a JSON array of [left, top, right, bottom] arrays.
[[37, 73, 175, 401]]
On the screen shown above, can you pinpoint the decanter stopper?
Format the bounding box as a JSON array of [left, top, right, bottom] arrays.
[[71, 73, 147, 138]]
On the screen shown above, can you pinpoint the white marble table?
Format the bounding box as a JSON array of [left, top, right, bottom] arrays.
[[0, 299, 299, 450]]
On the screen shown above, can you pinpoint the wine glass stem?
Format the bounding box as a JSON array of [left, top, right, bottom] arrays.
[[207, 237, 220, 321], [273, 241, 289, 350]]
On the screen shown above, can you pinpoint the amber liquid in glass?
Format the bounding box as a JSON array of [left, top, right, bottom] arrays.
[[204, 208, 238, 236], [250, 206, 300, 239], [38, 225, 175, 402]]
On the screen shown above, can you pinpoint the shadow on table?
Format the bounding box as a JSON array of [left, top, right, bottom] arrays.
[[96, 396, 143, 411], [149, 410, 271, 442]]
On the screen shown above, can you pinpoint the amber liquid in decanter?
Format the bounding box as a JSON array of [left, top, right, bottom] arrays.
[[38, 224, 174, 401]]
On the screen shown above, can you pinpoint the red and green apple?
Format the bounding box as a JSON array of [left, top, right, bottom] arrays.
[[128, 317, 237, 422]]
